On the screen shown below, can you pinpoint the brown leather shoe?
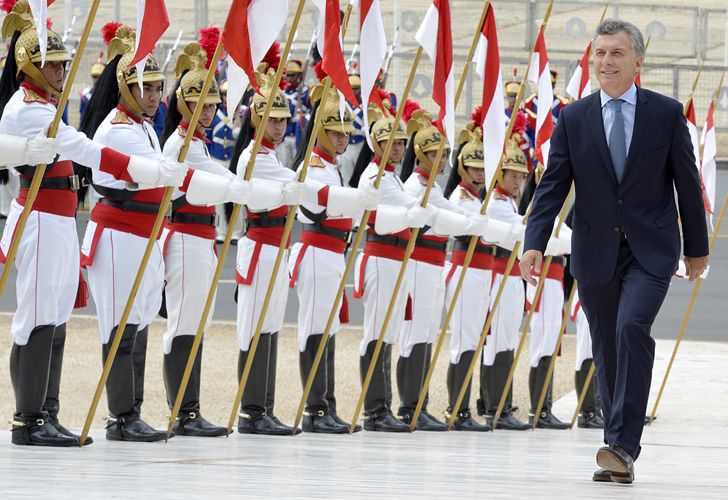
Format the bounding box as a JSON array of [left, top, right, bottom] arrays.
[[592, 468, 612, 482], [596, 445, 634, 484]]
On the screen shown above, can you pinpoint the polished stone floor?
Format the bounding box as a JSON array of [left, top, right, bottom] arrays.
[[1, 339, 726, 499]]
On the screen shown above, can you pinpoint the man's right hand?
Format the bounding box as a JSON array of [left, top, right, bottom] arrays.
[[520, 249, 543, 286]]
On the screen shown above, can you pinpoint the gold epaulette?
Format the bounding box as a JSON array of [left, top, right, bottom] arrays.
[[110, 109, 133, 125], [22, 87, 49, 105], [459, 188, 472, 200], [493, 190, 508, 201], [309, 155, 325, 168]]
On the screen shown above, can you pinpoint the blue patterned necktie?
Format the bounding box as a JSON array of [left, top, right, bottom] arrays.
[[608, 98, 626, 183]]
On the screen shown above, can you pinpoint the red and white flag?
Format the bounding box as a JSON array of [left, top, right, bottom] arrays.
[[474, 4, 504, 184], [130, 0, 170, 91], [684, 99, 701, 175], [700, 102, 717, 217], [222, 0, 288, 111], [312, 0, 359, 114], [27, 0, 55, 65], [354, 0, 387, 147], [566, 42, 591, 100], [415, 0, 455, 145], [527, 26, 554, 168]]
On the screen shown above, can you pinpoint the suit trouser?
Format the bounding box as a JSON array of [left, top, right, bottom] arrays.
[[578, 240, 669, 460]]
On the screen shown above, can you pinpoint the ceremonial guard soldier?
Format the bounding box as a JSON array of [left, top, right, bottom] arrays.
[[158, 38, 283, 437], [442, 127, 510, 431], [78, 52, 106, 121], [397, 110, 492, 431], [524, 69, 568, 151], [78, 25, 189, 442], [288, 82, 378, 434], [230, 66, 373, 435], [1, 5, 183, 447], [479, 139, 532, 430]]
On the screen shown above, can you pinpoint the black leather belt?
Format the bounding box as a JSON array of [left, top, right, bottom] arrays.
[[301, 223, 349, 242], [100, 197, 161, 214], [170, 211, 217, 226], [19, 175, 84, 192], [453, 239, 493, 254], [246, 216, 287, 229], [493, 246, 511, 259], [414, 237, 447, 252], [366, 233, 409, 248], [551, 256, 568, 267]]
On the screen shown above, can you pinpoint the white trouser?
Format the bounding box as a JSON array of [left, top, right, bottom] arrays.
[[527, 278, 564, 367], [83, 222, 165, 343], [236, 237, 289, 350], [575, 306, 593, 370], [483, 273, 523, 366], [446, 264, 492, 364], [400, 259, 445, 357], [276, 136, 298, 169], [1, 200, 78, 344], [288, 243, 345, 352], [354, 253, 411, 356], [0, 173, 19, 217], [161, 229, 218, 354], [338, 141, 364, 185]]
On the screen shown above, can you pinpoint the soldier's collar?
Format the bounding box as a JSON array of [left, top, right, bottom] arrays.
[[459, 181, 480, 198], [179, 120, 210, 142], [21, 81, 56, 105], [495, 185, 514, 199], [115, 103, 149, 124], [313, 146, 336, 164], [373, 157, 396, 173], [414, 167, 432, 179], [253, 134, 277, 150]]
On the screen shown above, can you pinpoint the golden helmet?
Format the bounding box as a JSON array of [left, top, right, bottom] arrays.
[[219, 79, 228, 93], [106, 25, 165, 116], [250, 67, 291, 130], [348, 73, 361, 88], [367, 101, 407, 161], [285, 59, 303, 74], [505, 81, 520, 96], [2, 0, 70, 96], [309, 77, 354, 154], [456, 127, 485, 187], [174, 42, 221, 122], [502, 137, 529, 174], [407, 108, 449, 169], [90, 51, 106, 78]]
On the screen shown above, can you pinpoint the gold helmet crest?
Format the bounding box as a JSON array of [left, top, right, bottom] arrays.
[[407, 109, 450, 170], [367, 100, 407, 162], [250, 67, 291, 130], [309, 78, 354, 154]]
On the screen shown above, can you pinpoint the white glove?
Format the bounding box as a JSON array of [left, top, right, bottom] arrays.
[[225, 178, 253, 205], [374, 205, 408, 234], [247, 179, 286, 211], [464, 213, 490, 237], [26, 123, 59, 165], [406, 205, 430, 228], [501, 222, 525, 251], [545, 229, 572, 256], [326, 185, 380, 216], [432, 209, 469, 236], [283, 180, 307, 206], [126, 155, 187, 187], [482, 218, 512, 245], [358, 185, 380, 211]]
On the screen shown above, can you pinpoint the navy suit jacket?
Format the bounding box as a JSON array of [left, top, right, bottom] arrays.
[[524, 87, 709, 286]]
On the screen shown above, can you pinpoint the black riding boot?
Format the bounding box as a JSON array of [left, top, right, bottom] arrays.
[[576, 359, 604, 429], [164, 336, 226, 437], [40, 323, 90, 444], [104, 324, 166, 441], [446, 351, 490, 431], [237, 333, 297, 435], [529, 356, 569, 429], [325, 335, 360, 431], [398, 343, 446, 431], [486, 350, 531, 430], [299, 334, 348, 433], [10, 325, 79, 446], [360, 341, 408, 432]]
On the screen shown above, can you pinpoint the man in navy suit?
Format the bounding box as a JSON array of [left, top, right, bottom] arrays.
[[521, 19, 709, 484]]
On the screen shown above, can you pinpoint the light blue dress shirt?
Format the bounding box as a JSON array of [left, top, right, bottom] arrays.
[[600, 83, 637, 156]]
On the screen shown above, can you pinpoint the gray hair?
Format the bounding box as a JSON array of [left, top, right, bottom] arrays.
[[593, 19, 645, 57]]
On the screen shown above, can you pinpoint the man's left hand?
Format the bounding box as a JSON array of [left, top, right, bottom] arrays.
[[684, 255, 709, 282]]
